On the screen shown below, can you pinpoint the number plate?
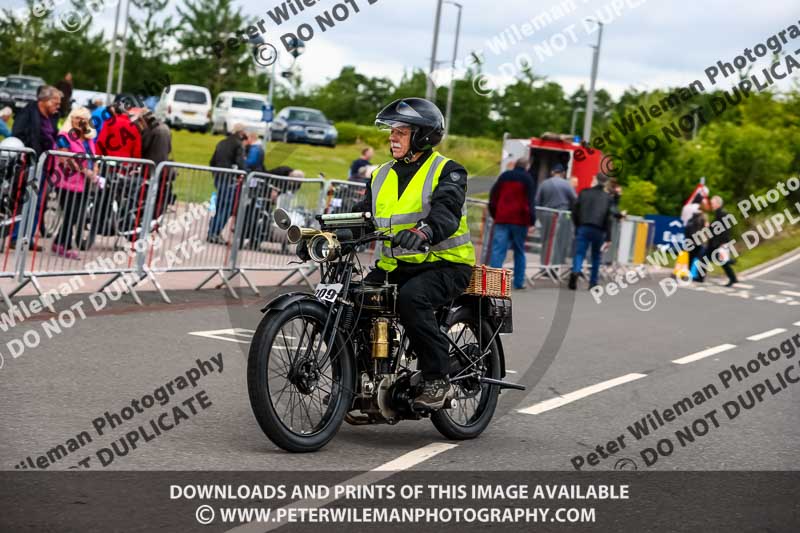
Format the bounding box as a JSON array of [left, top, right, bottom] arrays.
[[313, 283, 342, 303]]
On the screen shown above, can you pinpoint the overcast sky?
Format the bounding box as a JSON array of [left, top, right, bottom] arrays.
[[15, 0, 800, 97]]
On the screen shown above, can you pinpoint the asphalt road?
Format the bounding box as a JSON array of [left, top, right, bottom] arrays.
[[1, 256, 798, 474]]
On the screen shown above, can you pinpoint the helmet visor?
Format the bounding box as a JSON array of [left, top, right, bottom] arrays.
[[375, 119, 415, 132]]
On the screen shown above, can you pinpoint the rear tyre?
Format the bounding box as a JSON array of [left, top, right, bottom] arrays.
[[431, 305, 501, 440], [248, 301, 354, 452]]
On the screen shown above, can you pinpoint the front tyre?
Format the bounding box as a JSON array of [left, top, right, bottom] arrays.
[[247, 301, 354, 452], [431, 306, 501, 440]]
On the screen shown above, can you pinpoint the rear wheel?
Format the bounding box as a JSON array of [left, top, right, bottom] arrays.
[[431, 306, 501, 440], [248, 301, 354, 452]]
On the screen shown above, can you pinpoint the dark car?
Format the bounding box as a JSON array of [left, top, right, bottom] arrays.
[[0, 75, 46, 114], [270, 107, 337, 147]]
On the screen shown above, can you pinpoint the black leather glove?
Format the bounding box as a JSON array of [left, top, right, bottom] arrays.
[[392, 223, 433, 251]]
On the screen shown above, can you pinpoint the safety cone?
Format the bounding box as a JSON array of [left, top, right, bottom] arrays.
[[673, 250, 691, 281]]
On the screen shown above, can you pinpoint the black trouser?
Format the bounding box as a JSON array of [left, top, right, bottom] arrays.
[[722, 262, 737, 284], [55, 189, 83, 250], [364, 262, 473, 380]]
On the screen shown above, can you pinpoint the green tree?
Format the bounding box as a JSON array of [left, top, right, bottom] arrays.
[[174, 0, 251, 95]]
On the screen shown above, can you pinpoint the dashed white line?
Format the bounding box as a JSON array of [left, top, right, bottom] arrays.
[[517, 373, 647, 415], [746, 328, 787, 341], [779, 290, 800, 298], [672, 344, 737, 365], [372, 442, 459, 471], [760, 279, 795, 287]]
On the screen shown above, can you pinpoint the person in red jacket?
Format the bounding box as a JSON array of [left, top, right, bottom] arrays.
[[488, 156, 537, 290], [95, 104, 141, 159]]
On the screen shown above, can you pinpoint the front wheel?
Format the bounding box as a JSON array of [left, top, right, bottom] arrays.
[[431, 305, 501, 440], [247, 300, 354, 452]]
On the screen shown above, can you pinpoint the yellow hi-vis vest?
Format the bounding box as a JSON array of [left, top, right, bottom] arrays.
[[371, 151, 475, 272]]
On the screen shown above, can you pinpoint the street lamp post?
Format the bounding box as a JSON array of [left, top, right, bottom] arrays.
[[115, 0, 131, 95], [443, 1, 462, 140], [426, 0, 444, 101], [582, 20, 604, 143], [570, 108, 582, 138], [105, 0, 123, 104]]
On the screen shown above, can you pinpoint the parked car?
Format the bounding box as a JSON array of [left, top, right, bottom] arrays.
[[0, 75, 46, 114], [71, 89, 108, 110], [211, 91, 267, 136], [271, 107, 337, 147], [154, 84, 211, 132]]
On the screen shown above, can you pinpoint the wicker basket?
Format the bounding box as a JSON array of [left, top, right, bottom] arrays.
[[465, 265, 511, 298]]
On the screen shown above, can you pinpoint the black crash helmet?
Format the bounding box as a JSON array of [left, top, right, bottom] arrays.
[[375, 97, 445, 154]]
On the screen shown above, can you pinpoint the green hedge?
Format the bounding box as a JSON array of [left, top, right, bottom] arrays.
[[333, 122, 502, 177]]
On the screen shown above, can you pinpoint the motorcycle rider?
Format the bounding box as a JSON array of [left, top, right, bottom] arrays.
[[353, 98, 475, 411]]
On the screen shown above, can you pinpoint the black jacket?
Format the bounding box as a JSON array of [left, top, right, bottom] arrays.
[[210, 134, 245, 170], [353, 150, 468, 246], [11, 101, 58, 155], [709, 207, 732, 250], [572, 184, 614, 237]]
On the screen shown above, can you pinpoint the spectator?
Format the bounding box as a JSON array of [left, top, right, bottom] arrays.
[[685, 202, 709, 283], [535, 163, 576, 268], [536, 163, 576, 210], [52, 107, 98, 260], [569, 173, 614, 290], [681, 192, 705, 225], [488, 157, 536, 290], [708, 196, 738, 286], [11, 85, 61, 155], [133, 109, 174, 215], [245, 132, 265, 172], [133, 109, 171, 166], [349, 146, 373, 184], [10, 85, 62, 251], [55, 72, 73, 118], [0, 107, 12, 138], [95, 103, 141, 158], [90, 98, 110, 136], [207, 123, 246, 244]]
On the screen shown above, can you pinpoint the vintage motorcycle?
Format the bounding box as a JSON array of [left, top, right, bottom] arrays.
[[247, 209, 523, 453]]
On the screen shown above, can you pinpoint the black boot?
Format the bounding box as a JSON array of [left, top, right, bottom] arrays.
[[568, 272, 577, 290], [413, 379, 451, 410]]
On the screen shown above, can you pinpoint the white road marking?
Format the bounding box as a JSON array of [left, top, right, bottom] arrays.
[[506, 370, 518, 374], [760, 279, 795, 287], [224, 442, 458, 533], [747, 328, 787, 341], [672, 344, 737, 365], [730, 283, 754, 289], [780, 290, 800, 298], [742, 252, 800, 280], [373, 442, 459, 471], [187, 328, 255, 344], [517, 373, 647, 415]]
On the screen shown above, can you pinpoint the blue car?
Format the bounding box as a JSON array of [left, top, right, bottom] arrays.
[[270, 107, 337, 148]]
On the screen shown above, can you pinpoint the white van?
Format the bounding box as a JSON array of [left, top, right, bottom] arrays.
[[155, 84, 212, 132], [211, 91, 268, 136]]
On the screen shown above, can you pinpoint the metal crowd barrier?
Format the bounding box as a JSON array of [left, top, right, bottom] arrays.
[[465, 198, 492, 264], [8, 151, 156, 310], [231, 172, 326, 290], [0, 146, 36, 308], [129, 161, 247, 302], [5, 154, 659, 309]]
